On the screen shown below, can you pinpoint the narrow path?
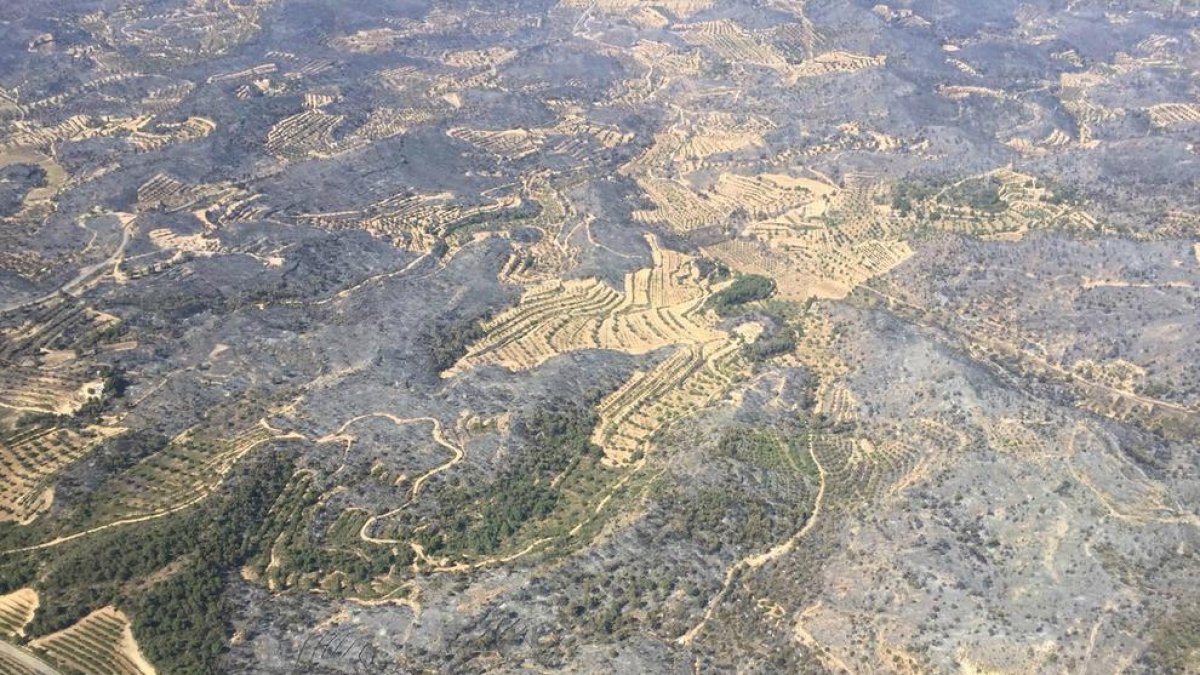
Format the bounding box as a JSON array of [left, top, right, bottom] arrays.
[[792, 603, 853, 674], [3, 493, 209, 556], [677, 433, 826, 646], [1, 214, 136, 313], [2, 427, 304, 556], [286, 252, 436, 308], [1065, 424, 1200, 529], [342, 415, 464, 545], [1080, 600, 1116, 673], [412, 537, 554, 574]]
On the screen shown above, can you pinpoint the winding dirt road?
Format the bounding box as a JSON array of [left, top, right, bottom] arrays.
[[677, 433, 826, 646]]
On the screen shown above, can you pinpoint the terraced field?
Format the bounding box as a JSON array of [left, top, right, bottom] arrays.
[[449, 236, 764, 465], [85, 421, 303, 525], [680, 20, 791, 73], [296, 190, 521, 253], [30, 606, 156, 675], [0, 298, 119, 361], [447, 127, 545, 161], [561, 0, 713, 18], [449, 235, 723, 375], [135, 174, 258, 219], [1, 0, 1197, 672], [0, 589, 38, 639], [592, 332, 749, 465], [0, 365, 104, 415], [496, 178, 578, 284], [911, 169, 1101, 239], [0, 425, 122, 523], [1146, 102, 1200, 128], [704, 224, 912, 300]]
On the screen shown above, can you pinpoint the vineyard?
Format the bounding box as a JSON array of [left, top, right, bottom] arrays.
[[444, 47, 519, 69], [30, 606, 156, 675], [560, 0, 713, 18], [135, 174, 259, 222], [632, 176, 730, 231], [2, 114, 214, 156], [631, 169, 822, 233], [0, 589, 38, 639], [496, 178, 578, 284], [447, 127, 545, 161], [592, 333, 749, 465], [295, 190, 521, 253], [1, 297, 119, 360], [447, 235, 723, 375], [446, 235, 773, 465], [813, 381, 860, 427], [0, 425, 122, 523], [83, 421, 302, 525], [1146, 102, 1200, 128], [814, 417, 966, 510], [0, 648, 41, 675], [680, 20, 791, 72], [704, 225, 912, 300], [265, 109, 361, 160]]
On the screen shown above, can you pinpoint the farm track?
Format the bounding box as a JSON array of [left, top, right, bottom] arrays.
[[342, 415, 463, 546], [1, 214, 136, 314], [1, 424, 304, 556], [677, 432, 825, 647]]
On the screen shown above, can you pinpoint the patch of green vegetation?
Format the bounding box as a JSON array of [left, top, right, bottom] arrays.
[[891, 181, 937, 217], [366, 391, 638, 565], [557, 562, 689, 639], [242, 475, 406, 599], [743, 326, 798, 363], [1037, 177, 1083, 206], [656, 486, 809, 555], [707, 274, 776, 316], [5, 450, 295, 675], [428, 314, 490, 373], [644, 426, 818, 556], [448, 479, 560, 555], [419, 397, 606, 557], [1145, 606, 1200, 673], [731, 299, 808, 363], [72, 320, 131, 357], [706, 261, 732, 283], [715, 426, 816, 477], [942, 176, 1008, 213], [444, 199, 544, 243], [92, 430, 170, 473]]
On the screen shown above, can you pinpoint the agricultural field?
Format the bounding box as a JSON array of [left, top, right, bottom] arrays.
[[30, 607, 155, 675], [0, 0, 1198, 673], [0, 425, 123, 524], [0, 589, 37, 639]]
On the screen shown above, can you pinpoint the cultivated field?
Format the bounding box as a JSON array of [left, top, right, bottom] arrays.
[[85, 421, 303, 525], [0, 589, 38, 639], [449, 235, 721, 372], [0, 425, 122, 523], [30, 606, 156, 675]]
